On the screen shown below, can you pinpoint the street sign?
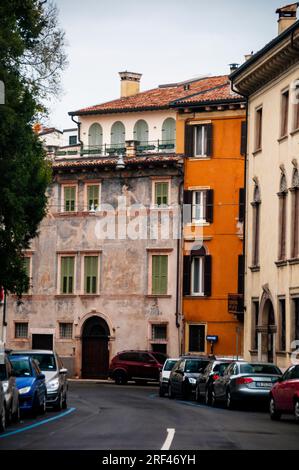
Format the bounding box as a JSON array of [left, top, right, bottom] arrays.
[[206, 335, 218, 343]]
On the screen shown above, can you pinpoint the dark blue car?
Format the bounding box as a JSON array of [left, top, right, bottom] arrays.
[[9, 355, 47, 416]]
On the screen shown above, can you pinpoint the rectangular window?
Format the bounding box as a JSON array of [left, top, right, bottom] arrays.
[[87, 184, 100, 211], [69, 135, 77, 146], [64, 186, 76, 212], [192, 191, 206, 223], [194, 125, 207, 157], [15, 322, 28, 339], [294, 298, 299, 342], [281, 89, 289, 137], [60, 256, 75, 294], [294, 83, 299, 130], [59, 322, 73, 339], [154, 182, 169, 206], [152, 255, 168, 295], [279, 299, 286, 351], [188, 324, 205, 353], [255, 107, 263, 151], [84, 256, 98, 294], [191, 256, 204, 296], [151, 324, 167, 341]]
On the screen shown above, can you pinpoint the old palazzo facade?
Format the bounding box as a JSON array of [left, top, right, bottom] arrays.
[[231, 5, 299, 369]]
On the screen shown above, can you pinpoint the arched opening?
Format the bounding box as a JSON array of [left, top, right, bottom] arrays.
[[82, 316, 110, 379], [133, 119, 149, 145], [260, 299, 276, 363], [161, 117, 176, 146], [111, 121, 126, 149], [88, 123, 103, 148]]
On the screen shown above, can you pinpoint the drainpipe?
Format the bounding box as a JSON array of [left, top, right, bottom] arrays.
[[70, 114, 83, 151], [175, 163, 184, 356]]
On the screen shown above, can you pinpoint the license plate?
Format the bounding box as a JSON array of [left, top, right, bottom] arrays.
[[256, 382, 272, 388]]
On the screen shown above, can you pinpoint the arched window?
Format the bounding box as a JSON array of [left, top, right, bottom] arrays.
[[278, 173, 288, 261], [133, 119, 149, 145], [183, 246, 212, 297], [291, 168, 299, 259], [161, 118, 176, 146], [252, 183, 261, 267], [88, 123, 103, 148], [111, 121, 126, 148]]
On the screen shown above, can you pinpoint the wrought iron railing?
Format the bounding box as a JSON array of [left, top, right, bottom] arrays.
[[228, 294, 244, 316]]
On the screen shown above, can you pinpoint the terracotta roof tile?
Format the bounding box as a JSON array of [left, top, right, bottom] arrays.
[[70, 75, 242, 115]]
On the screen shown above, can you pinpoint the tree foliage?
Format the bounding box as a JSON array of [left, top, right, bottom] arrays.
[[0, 1, 66, 295]]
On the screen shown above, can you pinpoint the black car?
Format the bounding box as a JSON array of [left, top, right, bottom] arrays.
[[195, 360, 232, 405], [168, 356, 210, 400]]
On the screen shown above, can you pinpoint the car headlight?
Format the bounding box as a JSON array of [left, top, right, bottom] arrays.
[[47, 378, 59, 391], [19, 386, 31, 395], [188, 378, 197, 385]]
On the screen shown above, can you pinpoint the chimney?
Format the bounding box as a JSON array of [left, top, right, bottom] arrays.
[[276, 3, 299, 35], [119, 71, 142, 98]]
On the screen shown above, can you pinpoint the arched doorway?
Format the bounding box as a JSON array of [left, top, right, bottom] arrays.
[[82, 316, 110, 379], [258, 298, 276, 363]]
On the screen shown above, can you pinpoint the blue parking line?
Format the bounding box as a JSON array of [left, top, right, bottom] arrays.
[[0, 407, 76, 439]]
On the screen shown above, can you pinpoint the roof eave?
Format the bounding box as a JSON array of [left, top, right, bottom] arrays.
[[68, 105, 171, 117]]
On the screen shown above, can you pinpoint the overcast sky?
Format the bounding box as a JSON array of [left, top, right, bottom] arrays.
[[49, 0, 283, 129]]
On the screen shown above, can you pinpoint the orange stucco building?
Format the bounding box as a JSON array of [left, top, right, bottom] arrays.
[[172, 76, 246, 357]]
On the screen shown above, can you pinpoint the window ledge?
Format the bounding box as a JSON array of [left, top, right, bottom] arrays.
[[184, 295, 209, 299], [79, 294, 101, 299], [275, 260, 288, 267], [288, 258, 299, 265], [249, 349, 258, 355], [277, 135, 288, 143], [188, 156, 211, 161], [14, 338, 29, 342], [146, 295, 171, 299], [290, 127, 299, 137], [276, 351, 288, 357], [55, 294, 77, 298], [56, 339, 74, 343], [252, 148, 262, 156], [249, 266, 260, 272], [186, 222, 210, 227]]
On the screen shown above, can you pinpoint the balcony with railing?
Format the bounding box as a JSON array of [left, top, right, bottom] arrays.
[[55, 140, 176, 158], [228, 293, 244, 319]]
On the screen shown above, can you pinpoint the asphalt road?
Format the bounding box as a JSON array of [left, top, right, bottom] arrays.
[[0, 382, 299, 450]]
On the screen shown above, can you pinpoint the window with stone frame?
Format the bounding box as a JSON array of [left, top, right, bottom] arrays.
[[290, 168, 299, 259], [252, 300, 259, 350], [251, 183, 261, 267], [280, 89, 290, 137], [150, 323, 168, 354], [59, 322, 73, 339], [278, 173, 288, 261], [255, 107, 263, 151], [15, 322, 28, 339], [151, 255, 168, 295], [293, 81, 299, 130], [279, 299, 286, 351]]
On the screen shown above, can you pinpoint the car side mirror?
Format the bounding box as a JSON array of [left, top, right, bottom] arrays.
[[59, 368, 68, 374]]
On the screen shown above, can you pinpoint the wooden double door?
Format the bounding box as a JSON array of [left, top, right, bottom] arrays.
[[81, 317, 110, 379]]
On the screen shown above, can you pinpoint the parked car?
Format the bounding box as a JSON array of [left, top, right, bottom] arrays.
[[11, 350, 68, 411], [159, 358, 179, 397], [168, 356, 210, 400], [109, 350, 167, 385], [195, 360, 232, 404], [213, 361, 282, 409], [269, 364, 299, 422], [9, 355, 47, 416], [0, 353, 19, 429]]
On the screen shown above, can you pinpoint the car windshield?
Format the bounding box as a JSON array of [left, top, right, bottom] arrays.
[[185, 360, 209, 373], [10, 358, 32, 377], [151, 353, 167, 365], [26, 354, 57, 371], [239, 363, 281, 375], [164, 360, 178, 371]]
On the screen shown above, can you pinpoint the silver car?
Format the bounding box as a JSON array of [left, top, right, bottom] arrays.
[[213, 361, 282, 409], [0, 354, 20, 430], [11, 350, 68, 410]]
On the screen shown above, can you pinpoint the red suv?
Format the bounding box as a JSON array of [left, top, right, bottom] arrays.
[[109, 350, 167, 385], [270, 364, 299, 422]]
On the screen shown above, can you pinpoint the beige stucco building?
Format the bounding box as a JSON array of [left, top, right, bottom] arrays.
[[231, 4, 299, 369]]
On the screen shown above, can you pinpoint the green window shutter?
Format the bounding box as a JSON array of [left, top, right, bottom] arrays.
[[87, 185, 99, 210], [152, 255, 168, 295], [23, 257, 30, 277], [61, 257, 74, 294], [84, 256, 98, 294], [64, 186, 76, 212], [155, 182, 169, 206]]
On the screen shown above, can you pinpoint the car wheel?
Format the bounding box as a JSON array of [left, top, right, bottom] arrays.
[[12, 402, 20, 423], [168, 383, 174, 399], [159, 386, 165, 398], [226, 390, 235, 410], [211, 389, 217, 407], [195, 386, 201, 403], [294, 400, 299, 423], [39, 396, 46, 415], [269, 397, 281, 421], [205, 387, 213, 406], [114, 371, 128, 385]]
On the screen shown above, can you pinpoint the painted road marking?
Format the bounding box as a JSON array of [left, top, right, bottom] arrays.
[[161, 428, 175, 450], [0, 407, 76, 439]]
